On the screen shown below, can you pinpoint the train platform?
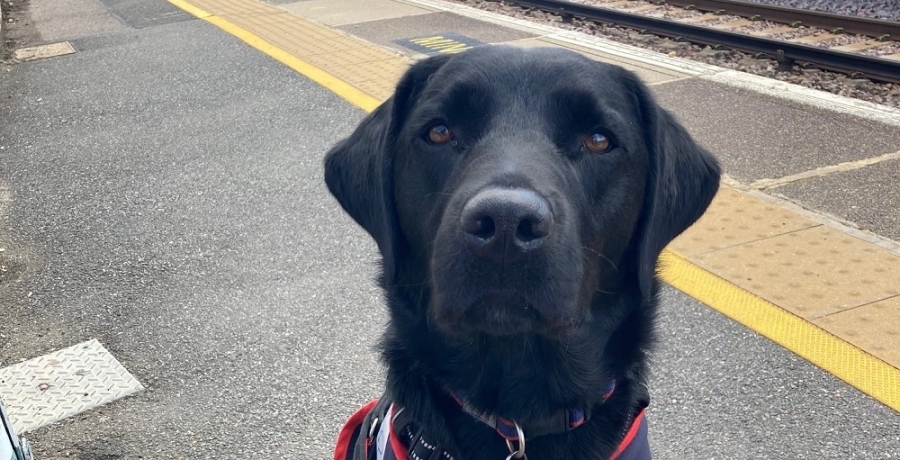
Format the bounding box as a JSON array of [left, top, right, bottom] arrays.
[[0, 0, 898, 457]]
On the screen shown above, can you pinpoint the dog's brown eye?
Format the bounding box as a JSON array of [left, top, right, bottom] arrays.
[[584, 133, 611, 153], [427, 124, 453, 145]]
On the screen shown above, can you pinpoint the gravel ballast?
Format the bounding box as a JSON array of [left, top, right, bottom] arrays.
[[449, 0, 900, 108], [744, 0, 900, 22]]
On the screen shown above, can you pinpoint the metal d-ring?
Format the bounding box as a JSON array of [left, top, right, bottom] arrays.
[[504, 422, 526, 459]]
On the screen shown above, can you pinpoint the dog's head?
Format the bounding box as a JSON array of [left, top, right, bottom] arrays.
[[325, 46, 719, 340]]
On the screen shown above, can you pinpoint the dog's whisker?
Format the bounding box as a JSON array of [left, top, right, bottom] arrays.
[[583, 246, 619, 272], [392, 282, 427, 287]]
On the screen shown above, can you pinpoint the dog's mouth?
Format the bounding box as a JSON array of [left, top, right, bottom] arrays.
[[433, 287, 579, 337], [463, 289, 540, 336]]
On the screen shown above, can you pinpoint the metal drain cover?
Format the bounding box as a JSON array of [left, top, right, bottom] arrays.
[[0, 339, 144, 434], [12, 42, 76, 62]]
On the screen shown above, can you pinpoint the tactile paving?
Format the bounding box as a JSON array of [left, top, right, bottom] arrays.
[[669, 187, 819, 257], [186, 0, 279, 16], [303, 47, 400, 72], [814, 296, 900, 368], [225, 11, 344, 44], [191, 0, 409, 102], [0, 339, 144, 434], [353, 79, 400, 102], [690, 225, 900, 319]]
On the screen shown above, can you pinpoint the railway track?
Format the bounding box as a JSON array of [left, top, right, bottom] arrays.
[[501, 0, 900, 83]]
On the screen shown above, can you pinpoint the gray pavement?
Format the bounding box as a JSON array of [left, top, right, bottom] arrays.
[[773, 159, 900, 241], [1, 0, 899, 458], [651, 79, 900, 183]]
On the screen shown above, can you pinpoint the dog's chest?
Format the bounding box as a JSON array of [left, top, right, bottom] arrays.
[[335, 400, 652, 460]]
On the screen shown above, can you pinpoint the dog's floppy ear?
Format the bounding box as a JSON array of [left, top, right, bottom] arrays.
[[323, 54, 453, 284], [627, 73, 721, 298]]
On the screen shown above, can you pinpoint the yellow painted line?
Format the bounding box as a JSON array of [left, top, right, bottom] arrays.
[[167, 0, 211, 19], [407, 35, 475, 54], [166, 0, 382, 113], [411, 37, 456, 45], [167, 0, 900, 413], [661, 250, 900, 412]]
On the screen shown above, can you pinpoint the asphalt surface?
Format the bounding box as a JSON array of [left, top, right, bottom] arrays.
[[775, 158, 900, 242], [1, 0, 899, 458], [649, 79, 900, 183]]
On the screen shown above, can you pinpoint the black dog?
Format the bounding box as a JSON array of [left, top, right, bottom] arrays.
[[326, 46, 720, 460]]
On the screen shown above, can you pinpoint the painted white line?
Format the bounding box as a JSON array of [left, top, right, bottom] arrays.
[[750, 150, 900, 189], [399, 0, 900, 127], [0, 339, 144, 434]]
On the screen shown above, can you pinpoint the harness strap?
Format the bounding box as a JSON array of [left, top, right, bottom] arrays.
[[610, 405, 650, 460], [333, 398, 393, 460], [398, 422, 455, 460], [335, 392, 651, 460]]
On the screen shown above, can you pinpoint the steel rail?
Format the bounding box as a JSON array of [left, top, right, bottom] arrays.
[[503, 0, 900, 83], [664, 0, 900, 39]]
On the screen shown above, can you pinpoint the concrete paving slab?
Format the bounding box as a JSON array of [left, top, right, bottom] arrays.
[[669, 186, 819, 257], [814, 296, 900, 370], [691, 225, 900, 319], [279, 0, 433, 26], [771, 158, 900, 242], [337, 11, 536, 54], [28, 0, 124, 42], [502, 37, 689, 85], [650, 79, 900, 183]]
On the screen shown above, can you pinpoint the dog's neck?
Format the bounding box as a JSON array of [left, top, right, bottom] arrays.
[[379, 283, 655, 460]]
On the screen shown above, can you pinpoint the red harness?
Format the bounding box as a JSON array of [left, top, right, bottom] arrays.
[[334, 399, 651, 460]]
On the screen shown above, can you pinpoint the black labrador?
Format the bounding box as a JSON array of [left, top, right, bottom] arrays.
[[325, 46, 720, 460]]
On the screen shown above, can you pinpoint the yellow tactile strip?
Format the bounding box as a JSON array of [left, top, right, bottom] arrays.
[[814, 296, 900, 367], [166, 0, 900, 412], [668, 187, 819, 256], [690, 225, 900, 319], [182, 0, 409, 102], [662, 251, 899, 413]]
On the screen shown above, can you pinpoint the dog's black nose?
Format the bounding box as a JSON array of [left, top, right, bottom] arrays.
[[460, 188, 552, 261]]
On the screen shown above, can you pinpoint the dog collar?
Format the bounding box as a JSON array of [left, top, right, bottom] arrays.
[[450, 379, 616, 442], [333, 385, 654, 460]]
